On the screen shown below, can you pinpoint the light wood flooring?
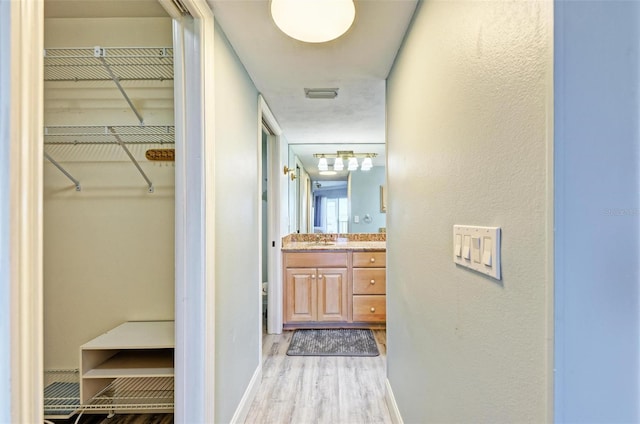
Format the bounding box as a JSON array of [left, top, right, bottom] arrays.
[[244, 329, 392, 424]]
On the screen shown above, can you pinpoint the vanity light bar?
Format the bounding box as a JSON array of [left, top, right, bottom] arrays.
[[312, 151, 378, 159]]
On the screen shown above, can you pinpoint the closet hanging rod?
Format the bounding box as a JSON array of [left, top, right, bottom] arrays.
[[44, 152, 81, 191], [109, 127, 154, 193], [95, 47, 144, 125]]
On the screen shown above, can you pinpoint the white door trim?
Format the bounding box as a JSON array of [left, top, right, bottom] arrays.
[[1, 1, 44, 422], [172, 1, 216, 422], [259, 95, 285, 335]]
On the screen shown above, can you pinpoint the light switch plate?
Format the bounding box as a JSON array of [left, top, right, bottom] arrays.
[[453, 225, 501, 280]]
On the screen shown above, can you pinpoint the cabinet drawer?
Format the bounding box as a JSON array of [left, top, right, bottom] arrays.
[[284, 252, 348, 268], [352, 295, 386, 322], [352, 251, 386, 268], [353, 269, 386, 295]]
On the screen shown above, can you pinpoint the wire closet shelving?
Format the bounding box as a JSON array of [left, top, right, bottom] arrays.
[[43, 46, 175, 193], [43, 370, 174, 420]]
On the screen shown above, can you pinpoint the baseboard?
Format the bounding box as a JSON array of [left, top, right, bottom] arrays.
[[230, 365, 262, 424], [385, 378, 404, 424]]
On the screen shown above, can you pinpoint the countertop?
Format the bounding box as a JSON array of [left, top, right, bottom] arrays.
[[282, 240, 386, 251]]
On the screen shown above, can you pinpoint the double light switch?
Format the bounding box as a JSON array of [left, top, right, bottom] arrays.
[[453, 225, 501, 280]]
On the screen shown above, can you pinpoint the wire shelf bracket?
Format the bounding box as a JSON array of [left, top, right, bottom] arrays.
[[109, 126, 154, 193], [44, 152, 81, 191], [94, 46, 144, 125]]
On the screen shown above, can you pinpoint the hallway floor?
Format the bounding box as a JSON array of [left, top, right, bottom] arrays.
[[244, 329, 391, 424]]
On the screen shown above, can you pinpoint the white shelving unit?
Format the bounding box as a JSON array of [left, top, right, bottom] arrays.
[[43, 46, 175, 192], [79, 321, 174, 412]]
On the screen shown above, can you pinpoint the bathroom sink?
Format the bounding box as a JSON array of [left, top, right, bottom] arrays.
[[308, 241, 336, 246]]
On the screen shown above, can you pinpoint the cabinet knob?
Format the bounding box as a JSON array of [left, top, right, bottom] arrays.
[[318, 275, 323, 279], [370, 257, 375, 263], [370, 307, 376, 313], [370, 279, 376, 284], [311, 275, 315, 279]]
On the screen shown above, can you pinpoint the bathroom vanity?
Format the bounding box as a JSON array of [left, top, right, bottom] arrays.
[[282, 234, 386, 329]]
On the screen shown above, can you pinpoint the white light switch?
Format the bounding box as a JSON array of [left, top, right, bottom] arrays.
[[453, 225, 501, 280], [454, 234, 462, 257], [471, 237, 481, 263], [462, 235, 471, 260], [482, 237, 492, 266], [354, 215, 359, 223]]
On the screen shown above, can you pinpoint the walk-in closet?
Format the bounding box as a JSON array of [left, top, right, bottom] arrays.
[[42, 10, 176, 420]]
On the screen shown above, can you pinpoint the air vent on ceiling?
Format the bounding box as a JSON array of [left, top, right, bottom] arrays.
[[305, 88, 339, 99]]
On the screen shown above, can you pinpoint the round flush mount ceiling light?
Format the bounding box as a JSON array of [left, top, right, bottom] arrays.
[[270, 0, 356, 43]]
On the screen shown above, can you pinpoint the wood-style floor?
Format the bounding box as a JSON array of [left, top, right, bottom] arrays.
[[244, 329, 392, 424], [54, 330, 389, 424]]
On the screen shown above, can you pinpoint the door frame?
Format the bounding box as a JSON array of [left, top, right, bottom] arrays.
[[171, 0, 216, 422], [0, 0, 217, 421], [259, 95, 285, 335], [1, 1, 44, 422]]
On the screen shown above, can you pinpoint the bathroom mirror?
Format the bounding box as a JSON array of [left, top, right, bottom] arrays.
[[288, 143, 386, 234]]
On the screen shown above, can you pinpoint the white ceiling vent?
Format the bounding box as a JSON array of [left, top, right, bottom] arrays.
[[305, 88, 339, 99]]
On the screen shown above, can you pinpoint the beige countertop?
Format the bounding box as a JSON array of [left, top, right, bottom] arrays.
[[282, 240, 386, 251]]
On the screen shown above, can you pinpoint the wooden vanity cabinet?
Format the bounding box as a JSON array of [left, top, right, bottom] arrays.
[[284, 253, 349, 323], [284, 250, 386, 327], [285, 267, 348, 322]]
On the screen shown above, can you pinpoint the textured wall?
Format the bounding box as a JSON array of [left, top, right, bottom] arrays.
[[554, 2, 640, 422], [213, 21, 260, 424], [386, 1, 552, 422]]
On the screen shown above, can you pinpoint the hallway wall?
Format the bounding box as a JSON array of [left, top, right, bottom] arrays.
[[554, 2, 640, 422], [386, 1, 552, 422], [213, 20, 261, 424]]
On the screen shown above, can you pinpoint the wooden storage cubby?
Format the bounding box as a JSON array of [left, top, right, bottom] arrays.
[[80, 321, 174, 411]]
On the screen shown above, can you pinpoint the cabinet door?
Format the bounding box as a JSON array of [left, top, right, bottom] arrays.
[[285, 268, 317, 322], [317, 268, 348, 322]]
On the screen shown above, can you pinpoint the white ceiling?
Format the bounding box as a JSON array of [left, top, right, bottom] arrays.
[[209, 0, 418, 145]]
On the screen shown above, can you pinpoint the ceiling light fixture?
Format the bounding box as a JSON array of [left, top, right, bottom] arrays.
[[319, 170, 337, 176], [270, 0, 356, 43]]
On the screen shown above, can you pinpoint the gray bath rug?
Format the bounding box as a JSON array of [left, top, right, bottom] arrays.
[[286, 329, 380, 357]]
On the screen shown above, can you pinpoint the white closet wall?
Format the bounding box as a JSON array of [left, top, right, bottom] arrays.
[[44, 17, 175, 369]]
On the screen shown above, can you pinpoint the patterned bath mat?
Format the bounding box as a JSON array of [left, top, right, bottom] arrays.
[[286, 329, 379, 357]]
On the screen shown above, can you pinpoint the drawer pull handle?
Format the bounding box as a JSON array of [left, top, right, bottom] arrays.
[[370, 279, 376, 284], [370, 258, 375, 263], [370, 307, 376, 313]]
